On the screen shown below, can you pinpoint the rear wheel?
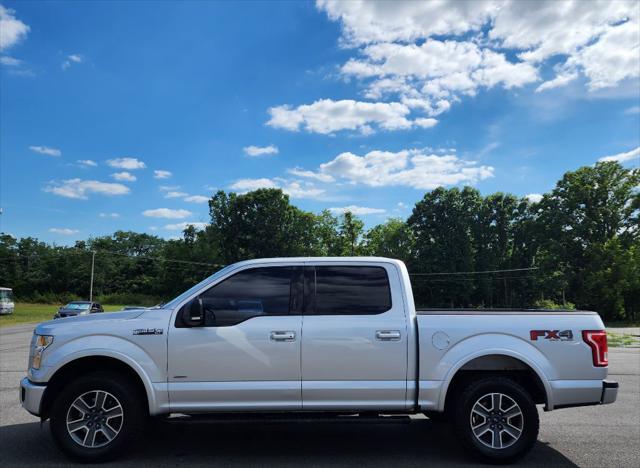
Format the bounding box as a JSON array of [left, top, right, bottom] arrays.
[[452, 377, 539, 464], [50, 371, 145, 462]]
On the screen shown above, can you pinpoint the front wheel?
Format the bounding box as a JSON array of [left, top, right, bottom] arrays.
[[452, 377, 539, 464], [49, 371, 145, 462]]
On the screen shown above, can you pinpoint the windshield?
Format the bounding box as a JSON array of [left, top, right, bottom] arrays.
[[65, 303, 91, 310], [162, 264, 235, 310], [0, 290, 13, 302]]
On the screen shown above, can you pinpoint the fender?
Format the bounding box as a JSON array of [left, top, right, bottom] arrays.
[[38, 335, 168, 415], [432, 333, 554, 411]]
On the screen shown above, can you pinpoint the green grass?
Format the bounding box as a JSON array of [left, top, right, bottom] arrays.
[[0, 303, 126, 328], [607, 331, 639, 348]]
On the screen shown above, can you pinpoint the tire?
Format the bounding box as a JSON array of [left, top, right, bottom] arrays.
[[49, 371, 146, 462], [452, 377, 539, 464]]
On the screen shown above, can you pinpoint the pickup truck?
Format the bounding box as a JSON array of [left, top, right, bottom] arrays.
[[20, 257, 618, 463]]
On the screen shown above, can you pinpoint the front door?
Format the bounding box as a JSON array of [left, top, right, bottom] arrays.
[[301, 263, 408, 410], [168, 266, 302, 412]]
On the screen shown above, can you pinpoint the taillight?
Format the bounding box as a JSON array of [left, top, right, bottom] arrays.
[[582, 330, 608, 367]]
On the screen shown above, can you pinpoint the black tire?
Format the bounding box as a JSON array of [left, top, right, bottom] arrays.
[[452, 377, 539, 464], [49, 371, 146, 462]]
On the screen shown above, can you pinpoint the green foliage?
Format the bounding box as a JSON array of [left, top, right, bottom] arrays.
[[532, 299, 576, 310], [0, 162, 637, 321]]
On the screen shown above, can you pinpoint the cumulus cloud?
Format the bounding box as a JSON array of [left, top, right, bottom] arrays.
[[77, 159, 97, 167], [164, 222, 208, 231], [45, 179, 130, 199], [183, 195, 209, 203], [309, 0, 639, 121], [164, 191, 188, 199], [62, 54, 82, 70], [293, 149, 494, 190], [111, 171, 137, 182], [99, 212, 120, 218], [153, 170, 172, 179], [0, 5, 29, 51], [48, 228, 79, 235], [243, 145, 279, 157], [29, 145, 61, 157], [142, 208, 192, 219], [267, 99, 437, 134], [106, 157, 146, 170], [229, 178, 325, 199], [525, 193, 543, 203], [0, 55, 20, 66], [598, 146, 640, 163], [329, 205, 386, 215], [287, 167, 335, 183]]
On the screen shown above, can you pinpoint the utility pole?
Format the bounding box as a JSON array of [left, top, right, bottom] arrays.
[[89, 251, 96, 302]]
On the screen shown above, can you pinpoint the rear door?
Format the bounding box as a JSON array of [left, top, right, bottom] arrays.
[[301, 262, 409, 410]]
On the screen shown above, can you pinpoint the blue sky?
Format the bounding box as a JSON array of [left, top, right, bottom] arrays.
[[1, 0, 639, 243]]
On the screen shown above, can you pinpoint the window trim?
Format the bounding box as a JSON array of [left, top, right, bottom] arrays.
[[303, 265, 393, 316]]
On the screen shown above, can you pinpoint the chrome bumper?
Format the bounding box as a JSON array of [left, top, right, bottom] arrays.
[[20, 377, 46, 416], [601, 379, 618, 405]]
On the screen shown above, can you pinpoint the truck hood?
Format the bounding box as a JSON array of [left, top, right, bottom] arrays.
[[35, 309, 147, 335]]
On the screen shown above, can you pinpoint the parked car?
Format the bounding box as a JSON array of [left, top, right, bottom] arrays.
[[20, 257, 617, 463], [53, 301, 104, 319], [0, 287, 14, 315]]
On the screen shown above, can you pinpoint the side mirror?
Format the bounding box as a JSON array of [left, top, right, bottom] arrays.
[[181, 298, 205, 327]]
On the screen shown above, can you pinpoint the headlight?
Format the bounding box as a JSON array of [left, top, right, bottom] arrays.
[[31, 335, 53, 370]]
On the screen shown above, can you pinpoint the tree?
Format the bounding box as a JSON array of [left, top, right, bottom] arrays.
[[338, 211, 364, 256], [364, 218, 414, 263]]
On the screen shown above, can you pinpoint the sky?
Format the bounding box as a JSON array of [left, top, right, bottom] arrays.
[[1, 0, 639, 244]]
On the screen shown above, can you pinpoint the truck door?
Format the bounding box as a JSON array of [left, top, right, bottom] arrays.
[[301, 263, 408, 410], [168, 266, 303, 411]]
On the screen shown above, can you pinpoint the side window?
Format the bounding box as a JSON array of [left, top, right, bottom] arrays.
[[199, 267, 293, 326], [312, 266, 392, 315]]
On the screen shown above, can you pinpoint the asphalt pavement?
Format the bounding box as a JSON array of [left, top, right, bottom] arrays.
[[1, 323, 638, 467]]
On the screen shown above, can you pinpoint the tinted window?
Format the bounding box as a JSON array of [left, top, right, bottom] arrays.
[[312, 266, 391, 315], [199, 267, 293, 326]]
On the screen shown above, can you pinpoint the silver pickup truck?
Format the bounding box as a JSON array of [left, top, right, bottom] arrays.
[[20, 257, 617, 463]]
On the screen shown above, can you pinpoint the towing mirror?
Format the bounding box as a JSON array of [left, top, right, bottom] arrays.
[[181, 298, 205, 327]]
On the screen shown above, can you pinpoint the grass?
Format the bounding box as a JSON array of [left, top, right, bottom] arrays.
[[0, 303, 126, 328], [607, 331, 639, 348]]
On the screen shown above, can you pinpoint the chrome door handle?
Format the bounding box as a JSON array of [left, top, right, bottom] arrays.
[[376, 330, 401, 341], [270, 331, 296, 342]]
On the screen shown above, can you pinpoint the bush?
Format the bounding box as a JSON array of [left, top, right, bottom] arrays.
[[17, 291, 82, 304], [95, 293, 163, 307], [533, 299, 576, 310]]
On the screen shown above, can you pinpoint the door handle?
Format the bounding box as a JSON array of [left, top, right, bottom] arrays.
[[375, 330, 401, 341], [270, 331, 296, 342]]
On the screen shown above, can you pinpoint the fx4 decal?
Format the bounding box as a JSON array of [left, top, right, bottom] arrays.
[[133, 328, 164, 336], [530, 330, 573, 341]]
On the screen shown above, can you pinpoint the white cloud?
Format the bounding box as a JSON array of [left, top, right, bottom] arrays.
[[45, 179, 130, 199], [48, 228, 79, 235], [267, 99, 437, 134], [111, 171, 137, 182], [154, 170, 172, 179], [99, 212, 120, 218], [287, 167, 335, 183], [159, 185, 181, 191], [183, 195, 209, 203], [297, 149, 494, 190], [329, 205, 386, 215], [164, 191, 188, 198], [229, 178, 325, 199], [313, 0, 639, 116], [625, 106, 640, 115], [525, 193, 543, 203], [106, 157, 146, 170], [243, 145, 279, 157], [77, 159, 97, 167], [164, 222, 208, 231], [0, 5, 29, 51], [29, 145, 61, 157], [62, 54, 83, 70], [142, 208, 192, 219], [0, 55, 20, 66], [598, 146, 640, 163]]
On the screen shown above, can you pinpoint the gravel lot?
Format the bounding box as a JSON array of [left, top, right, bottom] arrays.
[[1, 323, 638, 467]]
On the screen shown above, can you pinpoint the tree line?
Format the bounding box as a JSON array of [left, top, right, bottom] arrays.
[[1, 161, 638, 321]]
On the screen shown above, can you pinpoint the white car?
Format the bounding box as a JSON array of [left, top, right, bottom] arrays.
[[20, 257, 617, 463]]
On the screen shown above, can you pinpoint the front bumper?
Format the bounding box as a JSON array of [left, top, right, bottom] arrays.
[[20, 377, 46, 416]]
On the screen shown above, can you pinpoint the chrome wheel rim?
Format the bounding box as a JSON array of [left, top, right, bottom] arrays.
[[66, 390, 124, 448], [470, 393, 523, 450]]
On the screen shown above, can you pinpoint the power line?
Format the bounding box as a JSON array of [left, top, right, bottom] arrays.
[[409, 267, 539, 276]]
